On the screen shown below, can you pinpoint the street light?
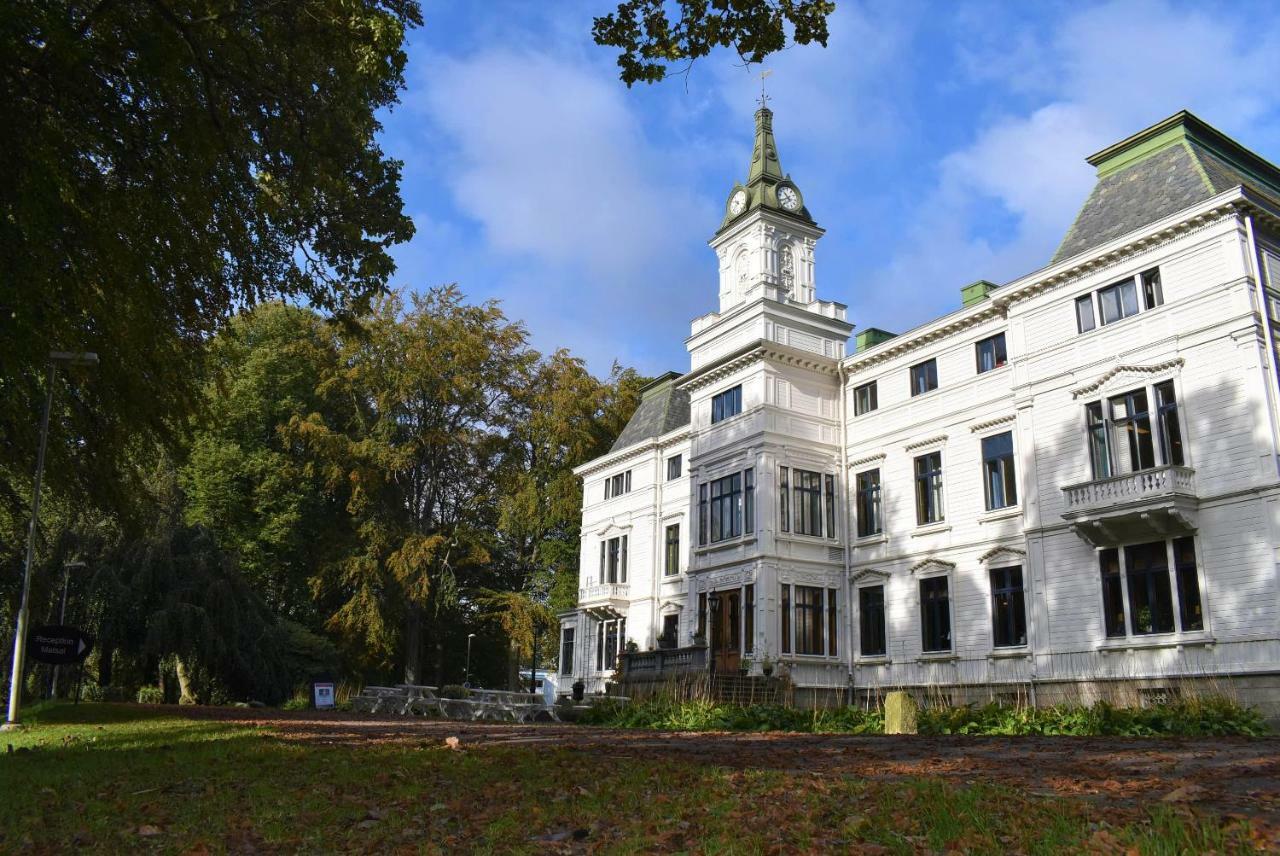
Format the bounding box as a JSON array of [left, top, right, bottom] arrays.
[[3, 351, 98, 731], [464, 633, 476, 687]]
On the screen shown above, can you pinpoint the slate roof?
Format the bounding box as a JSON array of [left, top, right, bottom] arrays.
[[609, 371, 690, 453], [1053, 112, 1280, 264]]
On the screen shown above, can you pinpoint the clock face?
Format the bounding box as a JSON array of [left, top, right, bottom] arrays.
[[777, 185, 801, 211], [729, 190, 747, 216]]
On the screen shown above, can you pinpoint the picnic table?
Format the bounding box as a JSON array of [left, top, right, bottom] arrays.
[[349, 684, 559, 722]]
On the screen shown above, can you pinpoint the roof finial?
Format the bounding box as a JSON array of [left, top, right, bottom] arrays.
[[758, 67, 773, 110]]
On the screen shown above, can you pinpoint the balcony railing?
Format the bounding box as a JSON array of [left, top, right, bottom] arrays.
[[621, 645, 708, 676], [579, 582, 629, 603], [1062, 465, 1196, 514]]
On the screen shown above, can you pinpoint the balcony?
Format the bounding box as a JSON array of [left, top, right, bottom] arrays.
[[1061, 465, 1198, 546], [620, 645, 708, 677], [578, 581, 630, 617]]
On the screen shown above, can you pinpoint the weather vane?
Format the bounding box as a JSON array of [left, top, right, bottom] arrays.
[[758, 68, 773, 109]]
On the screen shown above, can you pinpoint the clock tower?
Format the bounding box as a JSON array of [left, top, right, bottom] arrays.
[[711, 105, 824, 312]]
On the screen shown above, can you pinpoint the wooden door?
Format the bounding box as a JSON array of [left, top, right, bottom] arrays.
[[712, 590, 741, 673]]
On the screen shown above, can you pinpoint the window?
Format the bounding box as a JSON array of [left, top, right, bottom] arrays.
[[666, 454, 682, 480], [560, 627, 574, 675], [599, 535, 628, 584], [1142, 268, 1163, 309], [701, 467, 754, 544], [783, 584, 836, 656], [660, 614, 679, 647], [914, 451, 944, 525], [744, 584, 755, 655], [1173, 536, 1203, 631], [854, 381, 878, 416], [975, 333, 1007, 374], [779, 466, 790, 533], [824, 475, 836, 538], [596, 617, 625, 671], [603, 470, 631, 499], [920, 576, 952, 652], [1076, 295, 1096, 333], [981, 432, 1017, 511], [989, 566, 1027, 648], [858, 585, 886, 656], [1076, 267, 1163, 335], [909, 359, 938, 396], [711, 385, 742, 423], [780, 585, 790, 654], [793, 469, 823, 536], [1087, 383, 1182, 478], [1126, 542, 1175, 635], [664, 524, 680, 576], [1098, 538, 1204, 638], [1100, 549, 1125, 637], [1098, 277, 1139, 325], [1155, 381, 1184, 466], [855, 469, 882, 538]]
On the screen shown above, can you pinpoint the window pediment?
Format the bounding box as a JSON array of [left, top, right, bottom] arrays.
[[593, 521, 633, 538], [977, 545, 1027, 565], [909, 557, 956, 577], [851, 568, 890, 584], [1071, 358, 1183, 399]]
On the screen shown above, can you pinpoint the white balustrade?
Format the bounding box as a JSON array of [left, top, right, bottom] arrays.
[[1062, 465, 1196, 513]]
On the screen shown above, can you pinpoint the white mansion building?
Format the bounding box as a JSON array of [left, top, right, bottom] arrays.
[[558, 108, 1280, 715]]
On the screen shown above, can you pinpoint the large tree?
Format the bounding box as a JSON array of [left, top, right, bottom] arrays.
[[0, 0, 420, 527], [594, 0, 835, 86]]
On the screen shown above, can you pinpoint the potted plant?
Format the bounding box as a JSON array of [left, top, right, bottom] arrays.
[[760, 654, 775, 678], [739, 657, 752, 676], [692, 632, 707, 648]]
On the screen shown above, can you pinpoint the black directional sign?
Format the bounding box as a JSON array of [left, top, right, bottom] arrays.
[[28, 625, 94, 666]]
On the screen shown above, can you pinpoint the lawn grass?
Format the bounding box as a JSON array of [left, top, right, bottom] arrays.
[[0, 703, 1265, 854]]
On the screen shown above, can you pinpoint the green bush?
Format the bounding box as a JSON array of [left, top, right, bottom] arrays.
[[438, 684, 471, 700], [916, 696, 1268, 737], [581, 695, 1266, 737], [136, 685, 164, 704]]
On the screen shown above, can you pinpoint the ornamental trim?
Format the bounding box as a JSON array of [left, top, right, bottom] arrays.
[[904, 434, 948, 453], [1070, 358, 1185, 399], [969, 414, 1017, 433]]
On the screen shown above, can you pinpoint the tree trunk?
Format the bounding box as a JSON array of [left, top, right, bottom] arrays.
[[97, 640, 113, 688], [403, 604, 424, 684], [174, 656, 198, 705]]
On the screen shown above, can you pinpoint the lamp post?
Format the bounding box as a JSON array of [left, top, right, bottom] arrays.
[[464, 633, 476, 687], [48, 560, 87, 699], [3, 351, 98, 731]]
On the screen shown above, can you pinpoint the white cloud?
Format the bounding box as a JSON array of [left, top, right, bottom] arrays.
[[858, 0, 1280, 334]]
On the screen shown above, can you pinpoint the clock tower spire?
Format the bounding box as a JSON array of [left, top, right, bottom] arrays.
[[711, 105, 823, 311]]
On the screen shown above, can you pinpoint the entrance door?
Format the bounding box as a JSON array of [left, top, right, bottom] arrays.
[[711, 590, 741, 673]]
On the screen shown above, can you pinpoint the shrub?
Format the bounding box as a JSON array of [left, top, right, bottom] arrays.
[[136, 685, 164, 704], [438, 684, 471, 700]]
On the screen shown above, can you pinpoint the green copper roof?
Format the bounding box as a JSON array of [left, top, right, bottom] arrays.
[[717, 107, 816, 234], [1053, 111, 1280, 263]]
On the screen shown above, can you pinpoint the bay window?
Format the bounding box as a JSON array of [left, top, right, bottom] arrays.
[[780, 583, 838, 656], [698, 467, 755, 545], [1098, 537, 1204, 638]]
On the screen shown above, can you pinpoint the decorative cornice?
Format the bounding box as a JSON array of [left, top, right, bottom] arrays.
[[904, 434, 948, 453], [678, 338, 839, 393], [574, 428, 690, 478], [969, 414, 1017, 434], [977, 545, 1027, 564], [841, 188, 1275, 378], [1070, 358, 1184, 399], [847, 451, 887, 470], [850, 568, 890, 583], [909, 558, 956, 576]]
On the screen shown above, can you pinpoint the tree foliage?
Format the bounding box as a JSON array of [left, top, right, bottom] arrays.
[[593, 0, 835, 86], [0, 0, 420, 528]]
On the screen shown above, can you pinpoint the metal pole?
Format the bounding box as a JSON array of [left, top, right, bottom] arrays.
[[465, 633, 475, 686], [3, 363, 57, 730]]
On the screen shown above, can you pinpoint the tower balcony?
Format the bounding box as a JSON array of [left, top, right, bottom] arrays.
[[1061, 465, 1198, 546]]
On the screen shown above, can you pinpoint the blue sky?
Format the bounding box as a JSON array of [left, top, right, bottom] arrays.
[[377, 0, 1280, 376]]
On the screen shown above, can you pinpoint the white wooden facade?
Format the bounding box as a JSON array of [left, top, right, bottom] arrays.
[[558, 110, 1280, 716]]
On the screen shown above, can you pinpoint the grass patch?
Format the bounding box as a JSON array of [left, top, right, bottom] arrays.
[[0, 703, 1265, 853]]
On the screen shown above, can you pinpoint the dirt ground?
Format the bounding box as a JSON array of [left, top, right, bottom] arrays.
[[178, 707, 1280, 825]]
